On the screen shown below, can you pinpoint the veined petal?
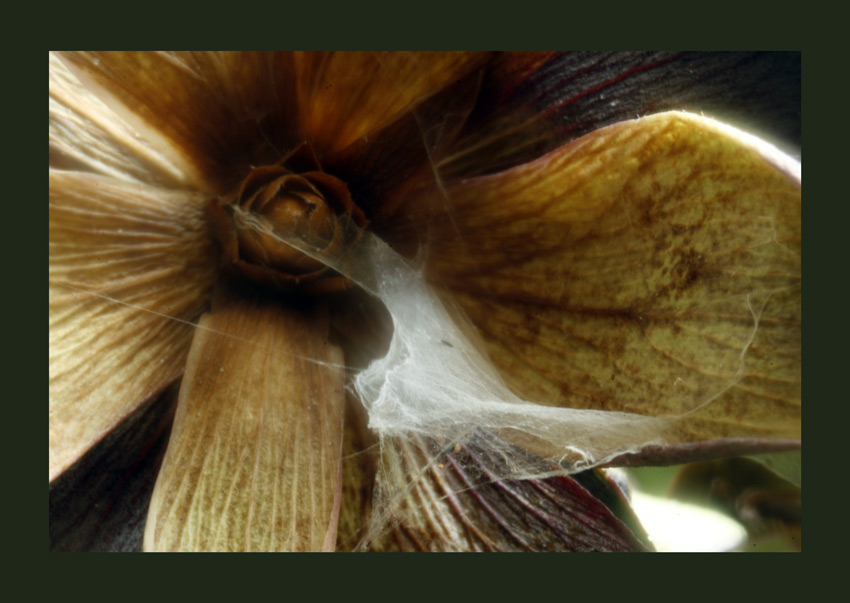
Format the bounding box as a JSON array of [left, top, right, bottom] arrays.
[[50, 54, 192, 188], [323, 66, 484, 228], [417, 112, 800, 452], [49, 171, 217, 481], [368, 434, 649, 551], [144, 291, 346, 552], [293, 52, 486, 155], [335, 394, 376, 551], [57, 52, 300, 193]]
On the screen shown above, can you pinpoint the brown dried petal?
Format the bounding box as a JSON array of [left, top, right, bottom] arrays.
[[368, 433, 649, 552], [49, 171, 217, 481], [144, 291, 346, 551]]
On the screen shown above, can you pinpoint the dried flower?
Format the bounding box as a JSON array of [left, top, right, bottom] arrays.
[[49, 52, 800, 551]]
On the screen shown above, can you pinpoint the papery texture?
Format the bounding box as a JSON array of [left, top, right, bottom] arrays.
[[335, 394, 376, 551], [368, 434, 649, 551], [144, 292, 345, 551], [49, 171, 217, 481], [48, 52, 801, 553], [58, 51, 487, 195], [49, 54, 190, 188], [412, 112, 800, 449], [58, 51, 299, 192], [291, 51, 485, 154]]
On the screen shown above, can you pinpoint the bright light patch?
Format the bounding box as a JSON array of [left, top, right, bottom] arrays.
[[630, 490, 747, 552]]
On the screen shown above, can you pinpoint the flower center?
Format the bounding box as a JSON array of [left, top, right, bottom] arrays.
[[209, 142, 366, 292]]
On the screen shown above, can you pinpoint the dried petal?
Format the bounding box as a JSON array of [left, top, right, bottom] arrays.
[[57, 52, 300, 193], [413, 112, 800, 453], [292, 52, 486, 154], [368, 433, 649, 551], [49, 171, 217, 481], [335, 394, 376, 551], [49, 53, 191, 188], [144, 291, 346, 551]]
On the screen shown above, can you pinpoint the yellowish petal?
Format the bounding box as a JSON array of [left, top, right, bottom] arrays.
[[418, 111, 800, 447], [335, 394, 376, 551], [49, 53, 192, 188], [57, 51, 299, 193], [49, 170, 217, 481], [293, 51, 486, 154], [144, 291, 346, 552]]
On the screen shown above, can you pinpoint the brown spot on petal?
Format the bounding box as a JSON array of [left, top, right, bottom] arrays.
[[412, 112, 800, 450]]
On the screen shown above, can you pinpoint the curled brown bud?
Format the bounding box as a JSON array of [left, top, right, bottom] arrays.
[[209, 143, 367, 292]]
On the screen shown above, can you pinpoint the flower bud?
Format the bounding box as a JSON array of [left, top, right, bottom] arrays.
[[209, 143, 366, 292]]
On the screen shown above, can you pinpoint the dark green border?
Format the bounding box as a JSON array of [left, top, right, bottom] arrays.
[[32, 2, 822, 599]]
